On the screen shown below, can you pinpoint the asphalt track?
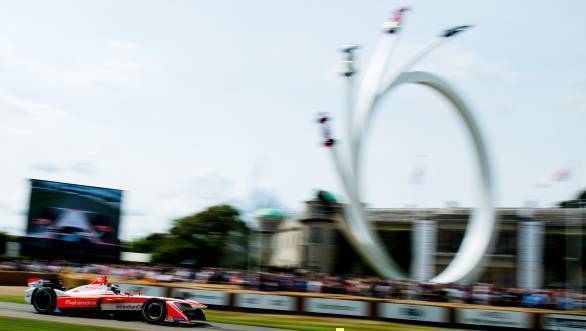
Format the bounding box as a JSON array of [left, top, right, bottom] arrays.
[[0, 302, 285, 331]]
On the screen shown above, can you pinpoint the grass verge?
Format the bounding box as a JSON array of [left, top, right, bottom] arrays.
[[0, 295, 447, 330], [0, 316, 127, 331], [0, 295, 26, 304], [205, 309, 443, 331]]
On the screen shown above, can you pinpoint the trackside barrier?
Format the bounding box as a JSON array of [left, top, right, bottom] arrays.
[[169, 287, 585, 330], [23, 274, 586, 330]]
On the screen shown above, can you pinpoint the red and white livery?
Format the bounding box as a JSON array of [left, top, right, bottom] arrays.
[[25, 276, 207, 325]]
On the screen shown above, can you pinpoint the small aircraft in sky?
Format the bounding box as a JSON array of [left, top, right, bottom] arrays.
[[383, 7, 409, 34], [443, 25, 473, 38]]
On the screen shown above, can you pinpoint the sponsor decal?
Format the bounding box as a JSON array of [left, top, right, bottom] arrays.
[[543, 314, 586, 331], [304, 298, 368, 317], [101, 303, 143, 311], [457, 308, 532, 328], [400, 307, 423, 318], [63, 299, 96, 307], [235, 294, 295, 311], [378, 303, 448, 323]]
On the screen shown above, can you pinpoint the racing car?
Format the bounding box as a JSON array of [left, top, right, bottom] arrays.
[[25, 276, 207, 325]]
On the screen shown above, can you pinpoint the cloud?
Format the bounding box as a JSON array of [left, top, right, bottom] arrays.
[[0, 36, 156, 95], [414, 42, 524, 85], [0, 87, 113, 160], [30, 161, 100, 175], [154, 172, 237, 218], [190, 173, 236, 200], [0, 87, 70, 138], [0, 88, 61, 114], [124, 171, 288, 236], [559, 81, 586, 114], [29, 163, 61, 173], [125, 210, 146, 217], [70, 162, 98, 175]]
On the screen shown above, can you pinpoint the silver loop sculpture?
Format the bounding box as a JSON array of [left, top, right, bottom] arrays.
[[318, 8, 497, 284]]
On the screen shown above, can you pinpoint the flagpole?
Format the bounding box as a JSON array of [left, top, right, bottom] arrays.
[[577, 166, 583, 307], [571, 162, 582, 303], [553, 165, 573, 295], [573, 162, 582, 302], [561, 162, 577, 299], [565, 179, 570, 295]]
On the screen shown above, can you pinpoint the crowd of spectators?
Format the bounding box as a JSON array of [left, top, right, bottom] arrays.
[[1, 259, 584, 310]]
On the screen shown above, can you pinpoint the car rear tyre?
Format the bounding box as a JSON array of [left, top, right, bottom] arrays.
[[141, 299, 167, 324], [32, 288, 57, 314]]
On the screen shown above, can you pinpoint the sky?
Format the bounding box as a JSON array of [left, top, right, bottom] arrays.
[[0, 1, 584, 240]]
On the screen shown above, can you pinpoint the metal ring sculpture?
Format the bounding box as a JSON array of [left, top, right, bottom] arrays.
[[318, 8, 496, 283]]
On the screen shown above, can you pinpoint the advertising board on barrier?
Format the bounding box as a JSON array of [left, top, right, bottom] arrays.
[[304, 298, 368, 317], [378, 302, 448, 323], [117, 284, 166, 297], [457, 308, 532, 329], [543, 314, 586, 331], [236, 293, 295, 311], [170, 288, 228, 306]]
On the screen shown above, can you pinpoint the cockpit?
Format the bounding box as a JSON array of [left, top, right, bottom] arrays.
[[109, 284, 121, 295]]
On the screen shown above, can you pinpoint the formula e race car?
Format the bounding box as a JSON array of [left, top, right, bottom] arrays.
[[24, 276, 207, 325]]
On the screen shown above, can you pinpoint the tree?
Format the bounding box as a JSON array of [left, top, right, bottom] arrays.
[[558, 190, 586, 208], [126, 233, 169, 253], [0, 232, 8, 255], [127, 205, 250, 268]]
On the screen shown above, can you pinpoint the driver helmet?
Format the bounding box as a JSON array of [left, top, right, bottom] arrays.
[[110, 284, 121, 295]]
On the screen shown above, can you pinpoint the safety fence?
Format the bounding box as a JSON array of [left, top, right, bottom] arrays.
[[115, 282, 586, 330], [2, 272, 585, 330]]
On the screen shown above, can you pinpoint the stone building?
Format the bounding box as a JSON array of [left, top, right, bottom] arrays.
[[264, 192, 586, 289], [253, 208, 285, 268]]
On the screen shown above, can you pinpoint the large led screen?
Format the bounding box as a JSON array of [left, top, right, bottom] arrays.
[[21, 179, 123, 261]]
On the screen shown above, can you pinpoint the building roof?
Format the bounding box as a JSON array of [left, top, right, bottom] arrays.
[[366, 207, 586, 224], [255, 208, 285, 220], [309, 190, 337, 203]]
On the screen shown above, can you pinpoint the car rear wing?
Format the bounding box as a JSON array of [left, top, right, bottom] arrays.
[[27, 278, 65, 290]]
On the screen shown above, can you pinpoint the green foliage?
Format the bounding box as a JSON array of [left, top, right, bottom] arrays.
[[126, 205, 250, 268], [0, 232, 8, 255], [126, 233, 168, 253], [558, 189, 586, 208]]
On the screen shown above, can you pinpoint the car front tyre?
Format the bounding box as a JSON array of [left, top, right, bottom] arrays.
[[32, 288, 57, 314], [192, 309, 206, 321], [141, 299, 167, 324]]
